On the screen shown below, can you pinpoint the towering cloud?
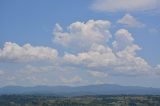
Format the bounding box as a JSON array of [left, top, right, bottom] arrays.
[[53, 20, 112, 51], [112, 29, 136, 51], [63, 27, 150, 75]]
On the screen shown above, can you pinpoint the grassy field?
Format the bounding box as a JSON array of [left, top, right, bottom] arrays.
[[0, 95, 160, 106]]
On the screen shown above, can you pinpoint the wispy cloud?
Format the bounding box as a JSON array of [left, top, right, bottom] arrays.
[[91, 0, 159, 12]]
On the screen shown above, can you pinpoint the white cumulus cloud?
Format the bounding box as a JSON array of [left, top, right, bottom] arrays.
[[0, 42, 58, 62], [63, 28, 151, 75], [64, 44, 116, 67], [64, 44, 150, 75], [117, 14, 145, 28], [53, 20, 112, 51], [112, 29, 138, 51], [0, 18, 157, 86]]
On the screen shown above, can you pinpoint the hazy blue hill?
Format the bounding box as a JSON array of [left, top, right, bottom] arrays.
[[0, 84, 160, 96]]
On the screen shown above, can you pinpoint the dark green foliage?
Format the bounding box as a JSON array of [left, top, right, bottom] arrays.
[[0, 95, 160, 106]]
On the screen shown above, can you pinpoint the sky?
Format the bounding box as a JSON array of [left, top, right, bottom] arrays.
[[0, 0, 160, 88]]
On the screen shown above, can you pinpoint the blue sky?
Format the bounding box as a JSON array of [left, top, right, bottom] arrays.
[[0, 0, 160, 87]]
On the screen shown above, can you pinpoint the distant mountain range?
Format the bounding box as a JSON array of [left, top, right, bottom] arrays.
[[0, 84, 160, 96]]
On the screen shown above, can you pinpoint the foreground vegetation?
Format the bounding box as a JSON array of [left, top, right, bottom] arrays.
[[0, 95, 160, 106]]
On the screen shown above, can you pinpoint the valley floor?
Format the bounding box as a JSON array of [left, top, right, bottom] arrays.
[[0, 95, 160, 106]]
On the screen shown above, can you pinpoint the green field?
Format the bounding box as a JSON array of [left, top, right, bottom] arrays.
[[0, 95, 160, 106]]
